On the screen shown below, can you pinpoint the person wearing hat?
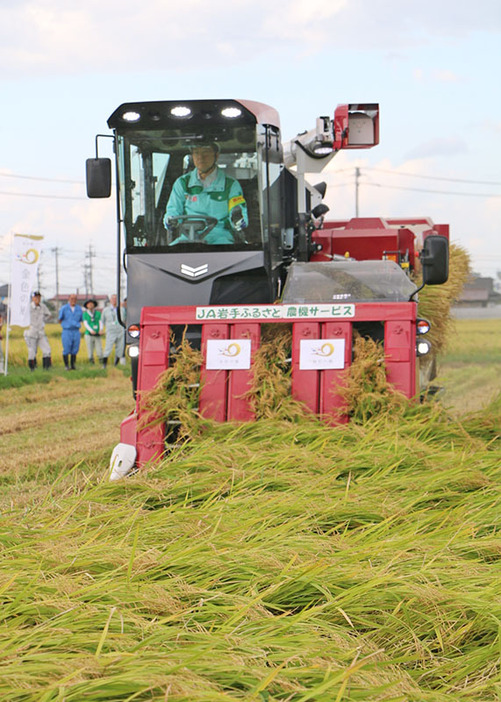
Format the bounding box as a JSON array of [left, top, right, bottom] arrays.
[[164, 141, 248, 245], [24, 291, 52, 371], [82, 298, 103, 364], [58, 293, 83, 370]]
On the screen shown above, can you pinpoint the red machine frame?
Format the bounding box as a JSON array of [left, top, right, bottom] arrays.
[[122, 302, 418, 468]]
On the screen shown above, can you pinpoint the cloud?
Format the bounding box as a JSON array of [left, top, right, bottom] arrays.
[[433, 69, 461, 83], [413, 68, 464, 84], [404, 138, 468, 160], [480, 119, 501, 134], [0, 0, 500, 78]]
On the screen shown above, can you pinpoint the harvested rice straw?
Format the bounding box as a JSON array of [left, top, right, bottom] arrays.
[[139, 333, 205, 440], [337, 333, 408, 423], [416, 243, 471, 356], [247, 324, 311, 421]]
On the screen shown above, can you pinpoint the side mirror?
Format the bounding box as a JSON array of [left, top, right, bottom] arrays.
[[86, 158, 112, 198], [421, 235, 449, 286], [311, 203, 330, 219]]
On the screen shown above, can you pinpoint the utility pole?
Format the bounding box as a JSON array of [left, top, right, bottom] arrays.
[[84, 244, 96, 296], [355, 166, 360, 217], [51, 247, 60, 311]]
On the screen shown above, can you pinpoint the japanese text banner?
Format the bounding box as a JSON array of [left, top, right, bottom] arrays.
[[10, 234, 43, 327]]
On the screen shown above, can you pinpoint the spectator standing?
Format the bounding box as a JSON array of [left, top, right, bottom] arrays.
[[58, 293, 83, 370], [82, 299, 103, 364], [24, 291, 52, 370], [101, 293, 125, 367]]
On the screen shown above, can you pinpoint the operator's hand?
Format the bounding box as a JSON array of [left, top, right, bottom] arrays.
[[165, 215, 180, 233], [230, 206, 247, 232]]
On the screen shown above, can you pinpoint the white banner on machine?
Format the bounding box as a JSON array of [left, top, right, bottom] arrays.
[[206, 338, 252, 370], [10, 234, 43, 327], [299, 338, 346, 370]]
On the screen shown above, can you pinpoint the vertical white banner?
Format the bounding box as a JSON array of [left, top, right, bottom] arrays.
[[10, 234, 43, 327]]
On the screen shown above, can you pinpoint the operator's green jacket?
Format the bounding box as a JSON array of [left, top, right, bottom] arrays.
[[164, 167, 248, 245]]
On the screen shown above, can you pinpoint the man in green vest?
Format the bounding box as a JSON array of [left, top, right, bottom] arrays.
[[82, 299, 103, 364], [164, 142, 248, 245]]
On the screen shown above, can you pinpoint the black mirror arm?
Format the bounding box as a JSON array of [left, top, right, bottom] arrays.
[[95, 134, 114, 158], [409, 282, 425, 302]]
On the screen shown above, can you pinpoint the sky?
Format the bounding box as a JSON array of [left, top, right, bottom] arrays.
[[0, 0, 500, 298]]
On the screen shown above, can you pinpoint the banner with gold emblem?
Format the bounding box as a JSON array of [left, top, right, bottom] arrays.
[[10, 234, 43, 327]]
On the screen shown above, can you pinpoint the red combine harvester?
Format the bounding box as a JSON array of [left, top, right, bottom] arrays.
[[86, 99, 448, 478]]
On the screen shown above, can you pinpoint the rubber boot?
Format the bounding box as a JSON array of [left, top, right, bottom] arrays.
[[63, 354, 70, 370], [70, 354, 77, 370], [43, 356, 52, 370], [101, 356, 108, 369], [28, 359, 35, 371], [114, 356, 120, 366]]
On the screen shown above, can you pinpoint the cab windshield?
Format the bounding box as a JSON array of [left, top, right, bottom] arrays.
[[117, 125, 261, 252]]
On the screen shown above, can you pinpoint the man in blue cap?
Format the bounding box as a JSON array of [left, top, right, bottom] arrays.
[[164, 142, 248, 245]]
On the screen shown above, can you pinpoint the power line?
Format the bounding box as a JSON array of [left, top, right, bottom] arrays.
[[0, 190, 87, 201], [0, 170, 84, 185], [363, 167, 501, 187], [332, 166, 501, 197], [362, 181, 501, 198]]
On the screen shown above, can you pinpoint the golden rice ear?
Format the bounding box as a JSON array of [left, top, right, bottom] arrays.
[[413, 243, 471, 357], [247, 324, 300, 421], [139, 335, 205, 442], [337, 334, 407, 423]]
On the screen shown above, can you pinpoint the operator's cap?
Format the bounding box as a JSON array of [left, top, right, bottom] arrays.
[[83, 298, 98, 309], [32, 291, 41, 297], [189, 140, 220, 153]]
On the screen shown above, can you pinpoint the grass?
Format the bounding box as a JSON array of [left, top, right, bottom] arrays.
[[439, 318, 501, 365], [0, 316, 500, 700], [435, 317, 501, 414], [0, 323, 130, 389]]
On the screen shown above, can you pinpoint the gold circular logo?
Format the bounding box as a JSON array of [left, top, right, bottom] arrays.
[[223, 342, 241, 357]]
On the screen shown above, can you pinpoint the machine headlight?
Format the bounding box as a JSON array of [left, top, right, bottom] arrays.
[[122, 111, 141, 122], [221, 107, 242, 118], [170, 106, 192, 118], [128, 344, 140, 359], [128, 324, 140, 339], [311, 143, 333, 156], [416, 339, 432, 357]]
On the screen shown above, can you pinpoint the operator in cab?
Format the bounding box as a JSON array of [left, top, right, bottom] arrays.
[[164, 141, 248, 245]]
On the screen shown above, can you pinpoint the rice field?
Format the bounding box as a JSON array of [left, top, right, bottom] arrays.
[[0, 315, 500, 700]]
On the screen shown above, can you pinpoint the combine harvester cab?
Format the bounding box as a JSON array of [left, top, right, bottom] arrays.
[[85, 99, 448, 479]]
